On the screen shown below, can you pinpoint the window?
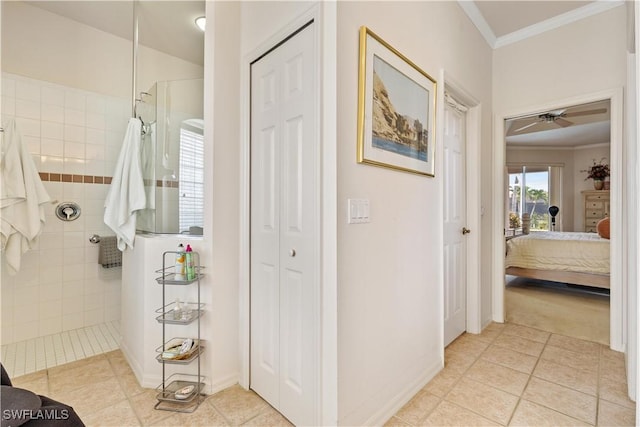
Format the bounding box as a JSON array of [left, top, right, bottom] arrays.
[[507, 166, 552, 232], [178, 122, 204, 232]]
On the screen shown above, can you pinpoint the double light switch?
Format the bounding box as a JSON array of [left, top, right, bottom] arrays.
[[348, 199, 370, 224]]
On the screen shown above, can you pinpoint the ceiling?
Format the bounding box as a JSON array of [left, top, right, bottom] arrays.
[[26, 1, 205, 65]]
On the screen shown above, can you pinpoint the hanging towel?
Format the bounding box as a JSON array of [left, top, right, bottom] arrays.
[[104, 118, 146, 251], [98, 236, 122, 268], [0, 119, 50, 275]]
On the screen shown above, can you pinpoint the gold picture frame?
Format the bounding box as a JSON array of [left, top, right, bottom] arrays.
[[357, 26, 437, 176]]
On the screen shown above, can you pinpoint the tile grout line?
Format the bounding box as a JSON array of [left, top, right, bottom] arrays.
[[504, 328, 551, 426]]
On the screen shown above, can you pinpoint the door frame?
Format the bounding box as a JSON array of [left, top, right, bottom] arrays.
[[491, 88, 625, 352], [238, 4, 338, 426], [438, 70, 483, 338]]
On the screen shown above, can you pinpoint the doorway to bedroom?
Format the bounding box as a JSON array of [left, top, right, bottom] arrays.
[[502, 99, 612, 346]]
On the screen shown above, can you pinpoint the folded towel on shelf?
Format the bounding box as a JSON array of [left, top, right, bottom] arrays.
[[104, 118, 146, 251], [0, 118, 50, 275], [98, 236, 122, 268]]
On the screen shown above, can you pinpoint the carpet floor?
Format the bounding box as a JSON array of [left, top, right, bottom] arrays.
[[505, 275, 610, 346]]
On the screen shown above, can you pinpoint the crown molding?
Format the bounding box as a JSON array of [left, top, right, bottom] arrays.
[[457, 0, 496, 48], [494, 1, 624, 49], [506, 142, 610, 151], [459, 0, 624, 50]]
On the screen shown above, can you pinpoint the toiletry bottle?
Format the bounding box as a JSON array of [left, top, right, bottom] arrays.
[[185, 244, 195, 280], [175, 244, 186, 280]]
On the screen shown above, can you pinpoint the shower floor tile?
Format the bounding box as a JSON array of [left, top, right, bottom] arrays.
[[0, 320, 120, 378]]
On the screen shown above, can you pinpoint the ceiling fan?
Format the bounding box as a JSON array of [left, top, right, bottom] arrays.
[[512, 107, 608, 134]]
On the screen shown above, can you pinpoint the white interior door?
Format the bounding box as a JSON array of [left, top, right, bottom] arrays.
[[250, 22, 318, 426], [443, 94, 468, 346]]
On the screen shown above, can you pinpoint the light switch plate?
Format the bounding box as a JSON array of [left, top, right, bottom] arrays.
[[348, 199, 370, 224]]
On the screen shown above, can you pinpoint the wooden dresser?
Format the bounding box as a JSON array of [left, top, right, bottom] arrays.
[[582, 190, 610, 232]]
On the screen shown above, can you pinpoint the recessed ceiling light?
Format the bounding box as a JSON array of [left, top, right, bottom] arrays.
[[195, 16, 206, 32]]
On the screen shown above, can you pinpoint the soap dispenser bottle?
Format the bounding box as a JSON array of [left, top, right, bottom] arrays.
[[175, 244, 186, 280]]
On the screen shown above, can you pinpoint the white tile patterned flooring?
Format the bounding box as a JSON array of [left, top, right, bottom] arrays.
[[1, 320, 120, 378]]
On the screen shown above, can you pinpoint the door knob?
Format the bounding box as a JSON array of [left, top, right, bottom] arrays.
[[289, 249, 296, 257], [462, 227, 471, 235]]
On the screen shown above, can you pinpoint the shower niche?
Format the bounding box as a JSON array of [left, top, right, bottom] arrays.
[[136, 78, 204, 235]]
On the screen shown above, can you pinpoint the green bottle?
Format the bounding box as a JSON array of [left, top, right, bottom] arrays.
[[185, 244, 196, 280]]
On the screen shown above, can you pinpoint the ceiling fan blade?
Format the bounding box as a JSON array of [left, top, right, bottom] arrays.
[[512, 121, 540, 133], [555, 118, 573, 128], [563, 108, 607, 118]]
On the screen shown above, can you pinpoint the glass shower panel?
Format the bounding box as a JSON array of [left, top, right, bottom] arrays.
[[136, 78, 204, 234]]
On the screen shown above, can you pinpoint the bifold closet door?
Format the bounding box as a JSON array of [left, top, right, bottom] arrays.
[[250, 22, 318, 426]]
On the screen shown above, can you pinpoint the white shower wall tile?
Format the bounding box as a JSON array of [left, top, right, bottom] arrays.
[[42, 104, 65, 122], [84, 308, 104, 326], [39, 250, 63, 269], [85, 142, 104, 160], [39, 232, 63, 250], [64, 91, 86, 111], [38, 317, 62, 337], [64, 124, 85, 143], [86, 95, 106, 114], [2, 77, 16, 97], [86, 112, 105, 130], [41, 121, 64, 140], [15, 80, 40, 102], [64, 141, 85, 159], [16, 117, 41, 137], [86, 128, 105, 145], [2, 96, 16, 116], [41, 155, 64, 173], [23, 135, 41, 155], [38, 283, 63, 302], [39, 266, 63, 285], [62, 313, 84, 331], [63, 247, 86, 265], [63, 217, 86, 233], [63, 182, 84, 199], [41, 138, 64, 157], [15, 99, 40, 120], [64, 108, 86, 127], [13, 322, 39, 343], [37, 300, 62, 319], [1, 73, 124, 346], [63, 264, 85, 282]]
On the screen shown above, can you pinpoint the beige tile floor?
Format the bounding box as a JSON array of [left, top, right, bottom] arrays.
[[386, 322, 635, 426], [8, 322, 636, 426]]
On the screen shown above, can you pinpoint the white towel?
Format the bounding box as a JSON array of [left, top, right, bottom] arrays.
[[104, 118, 146, 251], [0, 119, 50, 275]]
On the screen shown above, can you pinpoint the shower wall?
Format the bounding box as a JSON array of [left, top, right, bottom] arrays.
[[1, 72, 129, 344], [1, 1, 204, 345]]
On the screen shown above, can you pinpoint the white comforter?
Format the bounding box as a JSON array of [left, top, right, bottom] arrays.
[[505, 231, 610, 274]]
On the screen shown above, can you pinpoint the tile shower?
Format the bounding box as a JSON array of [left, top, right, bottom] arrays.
[[1, 72, 129, 350]]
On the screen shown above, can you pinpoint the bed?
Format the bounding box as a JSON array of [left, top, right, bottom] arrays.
[[505, 231, 610, 289]]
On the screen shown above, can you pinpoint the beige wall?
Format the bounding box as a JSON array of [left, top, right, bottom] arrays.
[[336, 2, 492, 424], [573, 144, 611, 230], [493, 6, 627, 113]]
